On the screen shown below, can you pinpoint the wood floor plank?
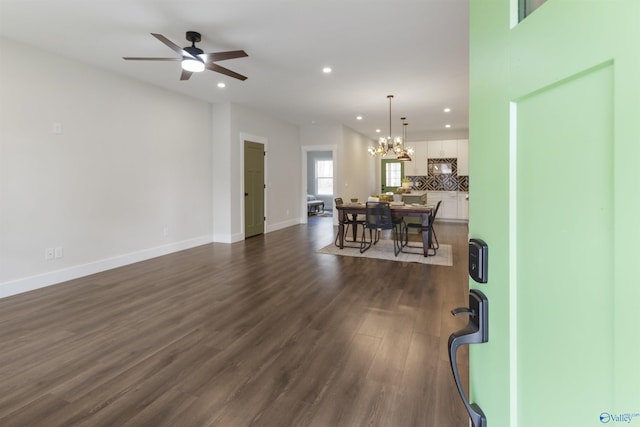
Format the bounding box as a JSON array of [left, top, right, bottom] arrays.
[[391, 332, 441, 426], [435, 357, 471, 427], [364, 308, 417, 387], [210, 329, 333, 426], [299, 333, 384, 426], [28, 329, 215, 427], [415, 280, 446, 337], [0, 217, 470, 426], [242, 394, 312, 427], [0, 394, 69, 427]]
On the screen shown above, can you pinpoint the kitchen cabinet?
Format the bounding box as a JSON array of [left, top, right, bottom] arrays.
[[406, 141, 428, 175], [427, 191, 458, 220], [457, 192, 469, 220], [427, 139, 458, 159], [457, 139, 469, 176]]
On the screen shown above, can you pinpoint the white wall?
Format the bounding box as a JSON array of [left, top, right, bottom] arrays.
[[340, 125, 377, 199], [0, 38, 367, 298], [211, 103, 233, 242], [0, 38, 213, 297], [229, 103, 301, 237]]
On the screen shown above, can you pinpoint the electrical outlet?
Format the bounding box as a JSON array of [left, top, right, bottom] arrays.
[[54, 247, 64, 259], [163, 227, 169, 237], [45, 248, 54, 260]]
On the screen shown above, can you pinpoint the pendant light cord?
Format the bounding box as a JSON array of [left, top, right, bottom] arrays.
[[388, 95, 393, 140]]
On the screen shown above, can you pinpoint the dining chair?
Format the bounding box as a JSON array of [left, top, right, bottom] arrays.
[[402, 200, 441, 256], [359, 201, 404, 256], [334, 197, 366, 248]]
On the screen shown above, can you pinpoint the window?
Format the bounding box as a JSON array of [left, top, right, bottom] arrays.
[[385, 162, 402, 187], [316, 160, 333, 195], [518, 0, 547, 22]]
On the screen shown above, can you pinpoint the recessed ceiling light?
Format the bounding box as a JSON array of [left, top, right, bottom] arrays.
[[322, 67, 332, 74], [356, 116, 363, 120], [444, 108, 451, 113], [445, 124, 451, 128], [375, 129, 381, 133], [217, 82, 226, 88]]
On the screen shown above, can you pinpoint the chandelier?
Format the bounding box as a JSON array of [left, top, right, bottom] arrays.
[[397, 117, 414, 162], [368, 95, 412, 161]]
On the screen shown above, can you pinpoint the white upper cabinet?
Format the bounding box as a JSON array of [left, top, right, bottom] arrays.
[[457, 139, 469, 176], [427, 139, 458, 158], [457, 192, 469, 220], [406, 141, 428, 175], [442, 140, 458, 158]]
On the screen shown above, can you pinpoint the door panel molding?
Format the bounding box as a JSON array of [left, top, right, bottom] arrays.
[[512, 64, 614, 425]]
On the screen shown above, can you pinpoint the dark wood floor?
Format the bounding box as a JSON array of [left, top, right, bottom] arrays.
[[0, 217, 470, 427]]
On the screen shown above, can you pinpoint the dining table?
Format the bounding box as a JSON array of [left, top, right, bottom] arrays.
[[335, 202, 435, 256]]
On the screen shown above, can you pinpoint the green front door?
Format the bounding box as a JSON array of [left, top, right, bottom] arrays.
[[469, 1, 639, 426], [380, 159, 404, 193]]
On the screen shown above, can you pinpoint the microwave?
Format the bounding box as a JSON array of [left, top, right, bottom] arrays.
[[430, 162, 453, 175]]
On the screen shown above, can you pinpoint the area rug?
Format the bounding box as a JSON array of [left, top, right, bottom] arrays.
[[317, 240, 453, 266]]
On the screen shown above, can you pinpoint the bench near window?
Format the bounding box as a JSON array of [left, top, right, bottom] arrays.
[[307, 195, 325, 213]]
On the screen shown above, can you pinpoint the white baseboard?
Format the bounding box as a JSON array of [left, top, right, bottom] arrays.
[[436, 218, 469, 223], [266, 217, 303, 233], [0, 235, 213, 299], [213, 218, 302, 243], [2, 218, 309, 299], [212, 233, 236, 243]]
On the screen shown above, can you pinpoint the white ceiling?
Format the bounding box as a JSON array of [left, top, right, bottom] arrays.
[[0, 0, 469, 141]]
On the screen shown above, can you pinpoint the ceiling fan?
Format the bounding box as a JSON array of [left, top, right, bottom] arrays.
[[123, 31, 248, 81]]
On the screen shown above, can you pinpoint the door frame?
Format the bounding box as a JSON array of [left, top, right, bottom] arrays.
[[301, 144, 338, 225], [240, 132, 268, 239]]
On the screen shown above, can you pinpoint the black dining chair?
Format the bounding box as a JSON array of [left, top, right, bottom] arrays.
[[359, 201, 404, 256], [402, 200, 441, 256], [334, 197, 366, 247]]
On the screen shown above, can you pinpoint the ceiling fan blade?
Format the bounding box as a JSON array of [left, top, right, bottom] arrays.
[[122, 57, 181, 61], [180, 69, 193, 81], [151, 33, 194, 58], [199, 50, 248, 63], [205, 63, 248, 81]]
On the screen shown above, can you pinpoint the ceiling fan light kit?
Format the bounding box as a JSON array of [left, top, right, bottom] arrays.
[[123, 31, 248, 81], [181, 31, 205, 72], [181, 58, 205, 72]]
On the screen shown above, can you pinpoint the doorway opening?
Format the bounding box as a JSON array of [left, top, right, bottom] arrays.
[[307, 151, 333, 216]]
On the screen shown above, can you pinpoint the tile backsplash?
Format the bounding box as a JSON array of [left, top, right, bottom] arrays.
[[407, 158, 469, 192]]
